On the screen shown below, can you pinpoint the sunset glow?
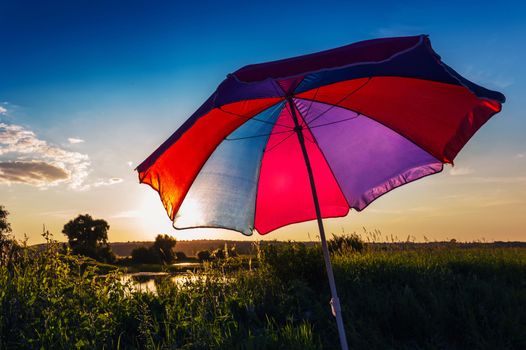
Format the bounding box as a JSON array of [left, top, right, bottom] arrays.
[[1, 1, 524, 244]]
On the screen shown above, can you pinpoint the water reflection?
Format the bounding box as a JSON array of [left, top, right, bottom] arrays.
[[121, 272, 199, 294]]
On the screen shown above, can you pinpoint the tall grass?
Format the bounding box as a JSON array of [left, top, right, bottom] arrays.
[[332, 247, 526, 349], [0, 240, 320, 349], [1, 238, 525, 349]]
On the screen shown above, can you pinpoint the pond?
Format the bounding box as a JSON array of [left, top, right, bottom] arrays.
[[121, 272, 199, 294]]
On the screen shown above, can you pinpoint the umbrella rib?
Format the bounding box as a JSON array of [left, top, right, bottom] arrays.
[[218, 105, 293, 129], [292, 102, 353, 210], [302, 129, 316, 144], [286, 100, 316, 144], [224, 129, 295, 141], [307, 114, 361, 129], [302, 77, 372, 127], [301, 71, 325, 127], [263, 131, 296, 153], [297, 97, 445, 162]]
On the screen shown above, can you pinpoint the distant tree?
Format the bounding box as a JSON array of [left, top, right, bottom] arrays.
[[175, 251, 187, 261], [97, 245, 116, 263], [152, 234, 177, 264], [0, 205, 12, 237], [131, 246, 157, 264], [196, 250, 211, 262], [130, 234, 177, 264], [62, 214, 115, 263], [0, 205, 17, 265]]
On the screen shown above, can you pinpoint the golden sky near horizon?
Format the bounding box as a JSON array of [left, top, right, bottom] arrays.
[[2, 3, 525, 244], [3, 142, 525, 245], [2, 73, 525, 244]]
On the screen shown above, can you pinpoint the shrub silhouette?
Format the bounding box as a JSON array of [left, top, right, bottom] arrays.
[[328, 233, 365, 254], [0, 205, 11, 237], [196, 250, 211, 261], [130, 234, 177, 264], [62, 214, 115, 263]]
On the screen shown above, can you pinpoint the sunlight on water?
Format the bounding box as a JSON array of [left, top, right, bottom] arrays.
[[121, 272, 200, 294]]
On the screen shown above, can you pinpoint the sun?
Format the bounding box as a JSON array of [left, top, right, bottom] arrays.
[[136, 187, 209, 240], [137, 190, 176, 240], [173, 196, 205, 228]]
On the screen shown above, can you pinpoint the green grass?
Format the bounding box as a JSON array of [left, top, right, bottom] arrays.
[[1, 242, 525, 349], [332, 247, 526, 349]]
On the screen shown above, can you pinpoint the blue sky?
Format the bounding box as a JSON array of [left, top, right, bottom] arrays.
[[1, 0, 525, 243]]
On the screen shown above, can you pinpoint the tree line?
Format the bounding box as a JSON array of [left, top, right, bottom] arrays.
[[1, 205, 242, 265], [0, 205, 181, 265]]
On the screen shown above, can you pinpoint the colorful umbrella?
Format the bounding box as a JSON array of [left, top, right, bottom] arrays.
[[137, 35, 505, 349]]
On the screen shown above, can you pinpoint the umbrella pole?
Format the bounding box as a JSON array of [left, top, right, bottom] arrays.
[[288, 98, 349, 350]]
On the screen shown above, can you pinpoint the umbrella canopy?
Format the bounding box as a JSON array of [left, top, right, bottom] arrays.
[[137, 35, 504, 236]]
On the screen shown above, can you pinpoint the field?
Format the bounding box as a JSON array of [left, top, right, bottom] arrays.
[[1, 240, 525, 349]]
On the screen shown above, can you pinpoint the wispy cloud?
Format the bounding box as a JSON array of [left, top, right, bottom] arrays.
[[68, 137, 85, 144], [471, 176, 526, 184], [92, 177, 123, 187], [366, 208, 403, 215], [111, 210, 141, 219], [0, 122, 90, 189], [449, 166, 473, 176], [447, 175, 526, 185], [475, 199, 526, 208], [0, 106, 6, 115], [0, 122, 124, 190], [516, 153, 525, 159], [37, 209, 78, 219], [408, 206, 436, 213]]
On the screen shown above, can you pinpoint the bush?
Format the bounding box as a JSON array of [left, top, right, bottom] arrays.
[[0, 205, 12, 236], [175, 251, 187, 261], [131, 246, 158, 264], [152, 234, 177, 264], [211, 248, 226, 260], [259, 243, 326, 292], [0, 205, 21, 266], [328, 233, 365, 254], [130, 235, 177, 265], [196, 250, 211, 262]]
